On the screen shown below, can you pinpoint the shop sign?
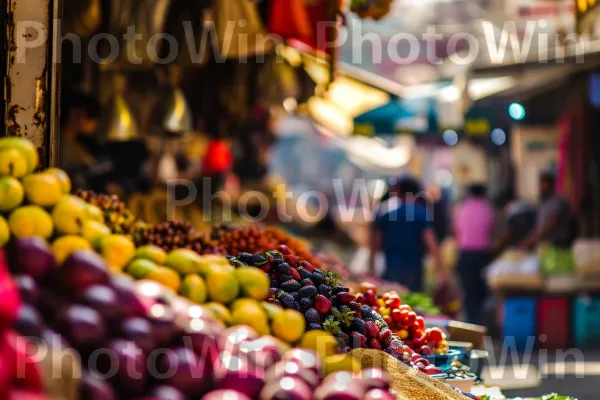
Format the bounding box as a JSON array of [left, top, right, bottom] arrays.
[[464, 117, 491, 136]]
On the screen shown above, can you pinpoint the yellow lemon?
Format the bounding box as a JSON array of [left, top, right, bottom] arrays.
[[0, 137, 39, 173], [0, 216, 10, 247], [45, 168, 72, 194], [126, 258, 159, 280], [100, 234, 136, 270], [85, 204, 104, 223], [165, 249, 203, 275], [235, 267, 270, 300], [51, 235, 92, 264], [22, 173, 62, 207], [205, 302, 232, 325], [0, 177, 24, 212], [134, 245, 167, 265], [323, 354, 362, 375], [230, 300, 270, 336], [8, 205, 53, 239], [272, 309, 306, 344], [300, 330, 339, 358], [180, 274, 207, 304], [52, 195, 88, 235], [0, 149, 28, 178], [81, 220, 111, 248], [206, 267, 239, 305], [148, 266, 182, 292]]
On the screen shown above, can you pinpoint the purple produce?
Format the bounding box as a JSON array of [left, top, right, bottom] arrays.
[[57, 304, 106, 351], [60, 250, 109, 290], [13, 274, 39, 304], [6, 237, 56, 281], [260, 376, 312, 400], [120, 317, 156, 355]]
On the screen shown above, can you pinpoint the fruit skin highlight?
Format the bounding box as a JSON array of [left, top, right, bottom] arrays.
[[9, 205, 53, 239], [52, 195, 88, 235], [272, 309, 306, 344], [22, 173, 63, 207], [0, 137, 39, 173], [45, 168, 72, 194], [0, 177, 24, 212]]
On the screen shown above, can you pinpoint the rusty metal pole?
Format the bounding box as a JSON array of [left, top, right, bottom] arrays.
[[4, 0, 62, 168]]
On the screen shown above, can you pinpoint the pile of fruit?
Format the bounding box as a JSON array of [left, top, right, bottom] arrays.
[[75, 190, 138, 234], [227, 247, 417, 368], [132, 220, 220, 254], [355, 284, 449, 358]]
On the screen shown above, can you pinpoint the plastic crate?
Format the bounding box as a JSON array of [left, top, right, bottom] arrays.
[[502, 297, 536, 350], [538, 298, 570, 349], [573, 296, 600, 348]]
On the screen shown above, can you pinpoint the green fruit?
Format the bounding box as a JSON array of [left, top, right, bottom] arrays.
[[180, 274, 207, 304], [262, 301, 284, 321], [8, 205, 53, 239], [235, 267, 270, 300], [165, 249, 203, 275], [126, 258, 159, 279], [0, 137, 39, 173], [135, 245, 167, 265], [206, 268, 239, 305], [0, 149, 28, 178], [0, 216, 10, 247], [52, 195, 87, 235], [45, 168, 71, 194], [0, 177, 24, 212], [205, 302, 232, 324], [81, 220, 111, 248]]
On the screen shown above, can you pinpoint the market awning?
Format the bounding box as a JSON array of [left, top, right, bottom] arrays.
[[353, 98, 438, 136]]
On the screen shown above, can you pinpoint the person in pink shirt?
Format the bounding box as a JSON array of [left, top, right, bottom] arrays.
[[453, 183, 495, 325]]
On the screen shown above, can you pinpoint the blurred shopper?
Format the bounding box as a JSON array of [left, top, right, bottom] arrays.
[[368, 177, 447, 292], [520, 171, 574, 249], [454, 184, 495, 325]]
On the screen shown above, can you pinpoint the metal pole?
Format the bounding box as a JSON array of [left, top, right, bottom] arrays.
[[3, 0, 62, 168]]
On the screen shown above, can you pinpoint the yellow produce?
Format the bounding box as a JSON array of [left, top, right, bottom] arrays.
[[300, 330, 339, 358], [196, 255, 233, 277], [51, 236, 92, 264], [81, 220, 111, 248], [100, 234, 135, 270], [235, 267, 270, 300], [0, 177, 24, 212], [0, 216, 10, 247], [230, 299, 270, 336], [9, 205, 53, 239], [0, 137, 39, 173], [165, 249, 204, 275], [271, 309, 305, 344], [52, 195, 88, 235], [126, 258, 159, 279], [323, 353, 362, 375], [85, 204, 104, 223], [22, 173, 62, 207], [262, 301, 284, 321], [0, 149, 28, 178], [45, 168, 71, 194], [205, 302, 232, 324], [206, 267, 239, 305], [180, 274, 207, 304], [134, 245, 167, 265], [148, 267, 182, 292]]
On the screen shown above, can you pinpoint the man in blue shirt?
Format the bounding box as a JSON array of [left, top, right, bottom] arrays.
[[368, 177, 446, 292]]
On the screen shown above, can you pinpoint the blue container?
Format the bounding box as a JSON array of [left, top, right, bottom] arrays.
[[573, 296, 600, 348], [422, 349, 462, 371], [502, 297, 536, 350]]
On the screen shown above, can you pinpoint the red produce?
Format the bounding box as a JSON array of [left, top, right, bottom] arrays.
[[57, 305, 106, 351], [80, 372, 117, 400], [217, 326, 258, 353], [282, 349, 321, 375], [13, 275, 39, 305], [265, 361, 319, 389], [364, 389, 395, 400], [5, 237, 56, 281], [358, 368, 390, 390], [213, 351, 265, 398], [159, 347, 214, 394], [201, 390, 251, 400], [120, 317, 156, 355], [150, 385, 186, 400], [60, 251, 110, 290], [79, 285, 122, 321], [260, 376, 312, 400]]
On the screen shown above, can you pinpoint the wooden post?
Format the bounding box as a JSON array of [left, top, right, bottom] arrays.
[[3, 0, 62, 167]]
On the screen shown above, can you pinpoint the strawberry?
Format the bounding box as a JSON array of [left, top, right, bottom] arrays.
[[284, 255, 300, 267], [336, 292, 355, 305], [314, 295, 332, 314], [368, 338, 382, 350], [298, 260, 314, 272], [260, 264, 272, 273], [278, 245, 292, 255], [289, 268, 301, 281], [365, 320, 380, 338], [379, 329, 393, 348]]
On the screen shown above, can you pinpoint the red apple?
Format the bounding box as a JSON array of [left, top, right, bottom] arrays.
[[120, 317, 156, 355], [260, 376, 312, 400], [158, 347, 214, 395], [213, 351, 265, 398], [265, 361, 320, 389], [217, 326, 258, 353], [282, 349, 321, 375]]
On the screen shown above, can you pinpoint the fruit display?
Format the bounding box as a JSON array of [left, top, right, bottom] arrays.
[[316, 251, 351, 280], [355, 284, 449, 359], [132, 220, 220, 254], [227, 248, 421, 369], [75, 190, 138, 234]]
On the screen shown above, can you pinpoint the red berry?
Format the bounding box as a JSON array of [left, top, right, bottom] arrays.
[[298, 260, 314, 272], [337, 292, 355, 305], [368, 338, 382, 350], [283, 255, 300, 267], [289, 268, 301, 281], [314, 295, 332, 314], [260, 264, 272, 273], [378, 330, 393, 347], [278, 245, 292, 255], [351, 332, 367, 348], [365, 321, 380, 339]]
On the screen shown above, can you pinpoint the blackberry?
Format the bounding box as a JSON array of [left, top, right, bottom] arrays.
[[299, 298, 314, 312], [361, 305, 376, 320], [281, 279, 300, 293], [280, 293, 296, 309], [332, 286, 350, 294], [299, 286, 318, 299], [351, 318, 366, 335], [276, 263, 291, 275], [311, 271, 325, 285], [236, 252, 253, 263], [308, 323, 323, 331], [299, 269, 313, 280], [305, 308, 321, 324], [250, 253, 268, 265], [329, 295, 337, 305], [294, 301, 301, 311], [318, 284, 332, 296], [270, 280, 279, 289], [278, 274, 294, 284], [291, 292, 300, 300]]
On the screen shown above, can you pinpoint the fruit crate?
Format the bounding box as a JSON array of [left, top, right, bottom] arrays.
[[538, 297, 570, 349], [573, 296, 600, 348], [502, 297, 536, 350]]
